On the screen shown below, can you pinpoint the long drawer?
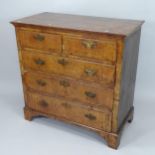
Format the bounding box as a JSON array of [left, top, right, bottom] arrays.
[[24, 72, 113, 110], [22, 50, 115, 86], [26, 91, 112, 131]]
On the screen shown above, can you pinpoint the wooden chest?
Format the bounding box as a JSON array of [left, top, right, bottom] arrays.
[[11, 12, 144, 149]]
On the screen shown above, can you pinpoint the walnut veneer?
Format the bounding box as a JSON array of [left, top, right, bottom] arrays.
[[11, 12, 144, 149]]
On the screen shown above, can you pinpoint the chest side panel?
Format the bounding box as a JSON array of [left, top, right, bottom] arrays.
[[118, 29, 141, 128]]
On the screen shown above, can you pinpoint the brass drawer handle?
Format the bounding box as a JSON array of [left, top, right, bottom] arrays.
[[35, 59, 45, 65], [37, 80, 46, 86], [82, 40, 97, 49], [58, 58, 68, 65], [39, 100, 48, 108], [59, 80, 70, 87], [85, 91, 96, 98], [84, 68, 97, 76], [85, 113, 96, 120], [33, 34, 45, 41], [62, 102, 71, 108]]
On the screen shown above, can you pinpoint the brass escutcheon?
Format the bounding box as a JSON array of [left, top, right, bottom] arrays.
[[57, 58, 68, 65], [39, 100, 48, 107], [85, 91, 96, 98], [85, 113, 96, 120], [82, 40, 97, 49], [37, 80, 46, 86], [59, 80, 70, 87], [35, 59, 45, 65], [84, 68, 97, 76], [33, 34, 45, 41]]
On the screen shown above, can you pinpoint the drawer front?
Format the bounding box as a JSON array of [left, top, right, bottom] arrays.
[[63, 36, 116, 63], [27, 91, 112, 131], [22, 51, 115, 86], [24, 72, 113, 110], [18, 30, 61, 53]]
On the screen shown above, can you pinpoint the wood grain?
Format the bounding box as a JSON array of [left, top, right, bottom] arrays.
[[11, 12, 144, 149], [22, 50, 115, 86], [24, 71, 114, 110], [26, 91, 112, 132], [11, 12, 144, 37], [118, 29, 141, 129], [63, 36, 116, 63], [18, 29, 62, 53]]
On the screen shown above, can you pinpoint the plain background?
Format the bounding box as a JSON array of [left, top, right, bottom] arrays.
[[0, 0, 155, 154]]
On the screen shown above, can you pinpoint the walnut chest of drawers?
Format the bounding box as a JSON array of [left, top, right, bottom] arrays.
[[11, 12, 144, 149]]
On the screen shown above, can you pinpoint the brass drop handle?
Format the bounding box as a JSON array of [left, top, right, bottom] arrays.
[[39, 100, 48, 107], [82, 40, 97, 49], [85, 91, 96, 98], [84, 68, 97, 76], [37, 80, 46, 86], [35, 59, 45, 65], [62, 102, 71, 108], [59, 80, 70, 87], [85, 113, 96, 120], [33, 34, 45, 41], [57, 58, 68, 65]]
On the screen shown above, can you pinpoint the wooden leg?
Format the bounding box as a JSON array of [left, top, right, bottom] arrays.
[[99, 107, 134, 149], [128, 107, 134, 123], [23, 106, 134, 149], [99, 131, 121, 149], [106, 133, 121, 149], [24, 106, 39, 121]]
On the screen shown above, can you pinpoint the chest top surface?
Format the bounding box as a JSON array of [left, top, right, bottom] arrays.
[[11, 12, 144, 37]]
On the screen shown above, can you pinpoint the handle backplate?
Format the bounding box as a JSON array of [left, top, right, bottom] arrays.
[[33, 34, 45, 41], [59, 80, 70, 87], [82, 40, 97, 49], [85, 113, 96, 120], [39, 100, 48, 108], [62, 102, 71, 108], [84, 68, 97, 76], [37, 80, 46, 86], [58, 58, 68, 65], [85, 91, 96, 98], [35, 59, 45, 65]]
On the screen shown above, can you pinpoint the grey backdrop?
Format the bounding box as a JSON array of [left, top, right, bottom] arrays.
[[0, 0, 154, 154]]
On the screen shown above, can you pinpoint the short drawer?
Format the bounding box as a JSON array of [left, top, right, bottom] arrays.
[[24, 72, 114, 110], [22, 51, 115, 86], [63, 36, 116, 63], [18, 30, 61, 53], [27, 91, 112, 131]]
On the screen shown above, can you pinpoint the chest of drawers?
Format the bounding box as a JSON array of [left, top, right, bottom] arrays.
[[11, 12, 144, 149]]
